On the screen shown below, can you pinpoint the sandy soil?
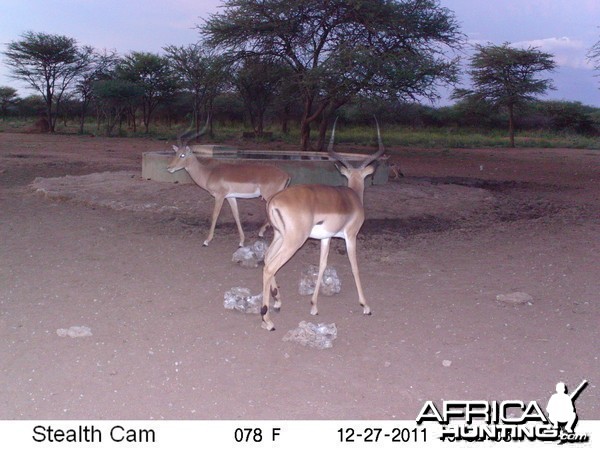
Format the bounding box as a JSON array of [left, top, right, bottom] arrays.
[[0, 132, 598, 420]]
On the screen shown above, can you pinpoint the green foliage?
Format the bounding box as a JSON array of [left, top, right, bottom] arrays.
[[234, 57, 290, 133], [2, 31, 94, 131], [2, 23, 598, 146], [202, 0, 464, 149], [453, 42, 557, 147], [73, 49, 120, 133], [536, 101, 599, 134], [93, 79, 143, 102], [459, 43, 556, 105], [163, 44, 230, 133], [116, 52, 179, 133], [92, 79, 143, 135], [268, 125, 599, 150], [588, 36, 600, 86], [0, 86, 20, 116]]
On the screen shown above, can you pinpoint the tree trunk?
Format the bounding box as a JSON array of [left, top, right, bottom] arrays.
[[143, 103, 150, 133], [300, 120, 311, 150], [280, 104, 289, 135], [508, 104, 515, 148], [316, 114, 330, 151], [78, 109, 86, 134], [130, 108, 137, 133], [45, 85, 54, 133], [299, 91, 332, 150], [46, 103, 54, 133], [316, 100, 346, 151], [257, 110, 264, 134], [206, 100, 215, 138], [96, 107, 101, 133], [299, 95, 314, 150]]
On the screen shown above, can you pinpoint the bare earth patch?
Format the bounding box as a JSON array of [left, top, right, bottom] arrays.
[[29, 170, 492, 224], [0, 132, 598, 420]]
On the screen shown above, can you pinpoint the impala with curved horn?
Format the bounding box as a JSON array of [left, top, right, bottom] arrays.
[[167, 120, 290, 247], [260, 117, 385, 331]]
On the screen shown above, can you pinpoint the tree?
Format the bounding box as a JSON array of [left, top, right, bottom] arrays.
[[588, 35, 600, 88], [116, 52, 179, 133], [453, 42, 556, 147], [164, 44, 229, 136], [3, 31, 94, 132], [73, 49, 119, 134], [202, 0, 462, 150], [0, 86, 20, 117], [233, 56, 288, 134], [538, 100, 598, 135], [92, 79, 143, 136], [199, 54, 231, 136], [17, 95, 45, 117]]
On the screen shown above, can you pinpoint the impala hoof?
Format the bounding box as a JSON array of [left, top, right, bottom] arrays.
[[261, 321, 275, 331], [203, 240, 209, 247], [363, 307, 372, 315]]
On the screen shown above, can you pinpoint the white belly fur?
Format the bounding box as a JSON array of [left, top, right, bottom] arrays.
[[226, 188, 260, 199], [309, 223, 345, 239]]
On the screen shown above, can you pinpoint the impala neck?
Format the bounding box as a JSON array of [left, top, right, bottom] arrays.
[[346, 176, 367, 204], [184, 154, 212, 190]]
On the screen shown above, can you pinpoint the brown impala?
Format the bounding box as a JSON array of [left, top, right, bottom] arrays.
[[167, 126, 290, 247], [260, 118, 385, 331]]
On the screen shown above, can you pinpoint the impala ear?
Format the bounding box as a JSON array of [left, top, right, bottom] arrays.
[[362, 164, 376, 177], [172, 145, 179, 153], [337, 164, 352, 178]]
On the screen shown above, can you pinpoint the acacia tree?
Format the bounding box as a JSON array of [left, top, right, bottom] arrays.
[[202, 0, 462, 150], [116, 52, 179, 133], [73, 49, 119, 133], [3, 31, 94, 132], [233, 56, 288, 134], [453, 43, 556, 147], [92, 79, 143, 136], [588, 35, 600, 88], [164, 44, 229, 135], [0, 86, 20, 117]]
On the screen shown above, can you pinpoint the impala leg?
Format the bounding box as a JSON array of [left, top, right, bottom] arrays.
[[264, 232, 284, 310], [261, 231, 305, 331], [258, 185, 285, 238], [311, 238, 331, 315], [226, 197, 245, 247], [261, 232, 283, 331], [345, 236, 371, 315], [258, 220, 270, 238], [205, 196, 225, 246], [261, 270, 279, 331]]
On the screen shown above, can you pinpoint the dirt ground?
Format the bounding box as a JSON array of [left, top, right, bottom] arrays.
[[0, 131, 598, 420]]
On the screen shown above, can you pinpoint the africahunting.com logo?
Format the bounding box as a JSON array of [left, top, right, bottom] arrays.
[[416, 380, 590, 443]]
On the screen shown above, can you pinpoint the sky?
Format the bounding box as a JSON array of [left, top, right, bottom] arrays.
[[1, 0, 599, 106]]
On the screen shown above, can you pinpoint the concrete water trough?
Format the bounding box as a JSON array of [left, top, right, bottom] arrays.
[[142, 145, 389, 186]]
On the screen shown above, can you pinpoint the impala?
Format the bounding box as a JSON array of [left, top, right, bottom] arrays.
[[260, 118, 385, 331], [167, 127, 290, 247]]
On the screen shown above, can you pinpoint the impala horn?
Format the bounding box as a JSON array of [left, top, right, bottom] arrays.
[[177, 115, 210, 148], [327, 117, 354, 169], [358, 115, 386, 168], [327, 116, 385, 168]]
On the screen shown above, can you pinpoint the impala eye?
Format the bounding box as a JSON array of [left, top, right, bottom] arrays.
[[179, 154, 185, 158]]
